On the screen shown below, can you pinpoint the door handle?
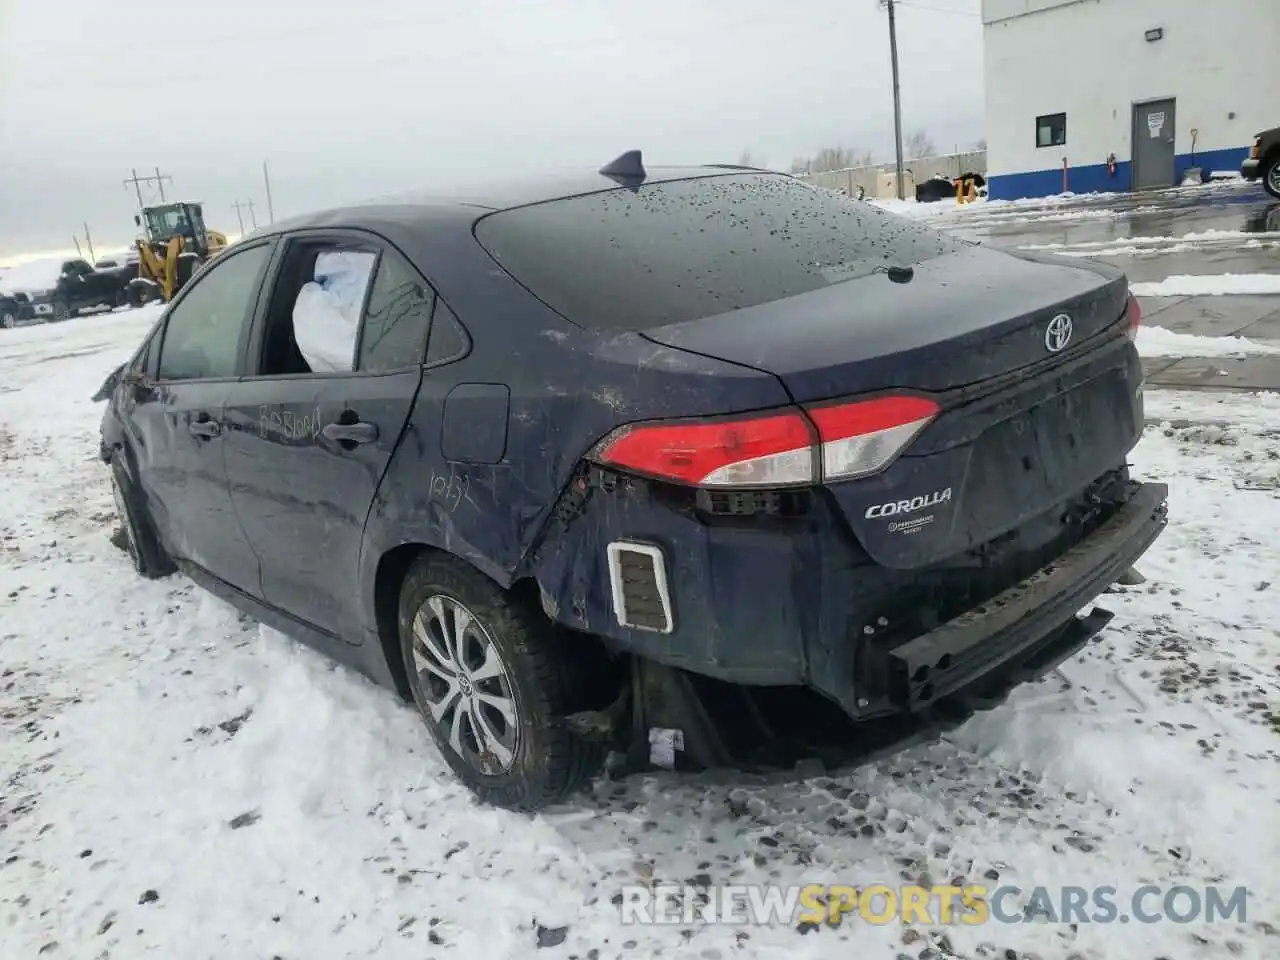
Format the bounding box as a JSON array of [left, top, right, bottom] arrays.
[[322, 420, 378, 444], [189, 417, 221, 439]]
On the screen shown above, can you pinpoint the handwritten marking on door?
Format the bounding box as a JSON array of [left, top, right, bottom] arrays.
[[258, 404, 322, 442], [429, 465, 473, 513]]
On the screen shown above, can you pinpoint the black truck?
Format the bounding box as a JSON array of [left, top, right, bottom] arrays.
[[1, 258, 135, 327], [1242, 126, 1280, 199]]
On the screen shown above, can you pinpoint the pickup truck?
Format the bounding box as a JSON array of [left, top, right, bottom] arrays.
[[0, 257, 134, 326], [1242, 126, 1280, 199]]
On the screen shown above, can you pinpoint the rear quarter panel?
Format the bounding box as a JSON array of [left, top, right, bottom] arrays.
[[353, 214, 793, 637]]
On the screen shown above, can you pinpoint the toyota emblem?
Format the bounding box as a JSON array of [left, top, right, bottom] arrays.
[[1045, 313, 1073, 353]]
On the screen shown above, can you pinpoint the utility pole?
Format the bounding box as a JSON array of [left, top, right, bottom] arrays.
[[262, 160, 276, 224], [233, 199, 259, 233], [123, 167, 174, 210], [881, 0, 906, 200]]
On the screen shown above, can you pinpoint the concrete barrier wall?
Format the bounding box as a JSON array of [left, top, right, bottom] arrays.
[[799, 151, 988, 198]]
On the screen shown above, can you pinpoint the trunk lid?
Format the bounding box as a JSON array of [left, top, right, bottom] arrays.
[[641, 246, 1142, 570], [639, 245, 1129, 401]]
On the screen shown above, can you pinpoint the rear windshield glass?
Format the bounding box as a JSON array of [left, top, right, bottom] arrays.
[[473, 174, 965, 330]]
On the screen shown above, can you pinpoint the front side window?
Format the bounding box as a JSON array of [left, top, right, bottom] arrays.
[[156, 244, 271, 381], [145, 205, 192, 240]]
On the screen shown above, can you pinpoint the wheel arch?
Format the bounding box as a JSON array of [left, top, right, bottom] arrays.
[[371, 542, 549, 703], [369, 540, 612, 706]]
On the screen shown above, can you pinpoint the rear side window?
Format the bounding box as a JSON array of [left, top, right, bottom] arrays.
[[358, 251, 434, 373], [473, 174, 964, 330]]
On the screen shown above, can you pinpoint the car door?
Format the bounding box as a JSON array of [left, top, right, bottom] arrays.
[[221, 233, 439, 641], [64, 260, 96, 310], [124, 240, 273, 596]]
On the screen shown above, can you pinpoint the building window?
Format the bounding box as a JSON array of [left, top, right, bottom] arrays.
[[1036, 113, 1066, 148]]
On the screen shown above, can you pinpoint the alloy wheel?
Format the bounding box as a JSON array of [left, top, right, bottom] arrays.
[[1268, 162, 1280, 196], [410, 594, 519, 775], [1, 312, 14, 329]]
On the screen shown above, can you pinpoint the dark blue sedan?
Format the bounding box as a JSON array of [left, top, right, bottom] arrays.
[[95, 153, 1168, 810]]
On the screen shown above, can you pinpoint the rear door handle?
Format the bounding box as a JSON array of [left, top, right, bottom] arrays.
[[189, 417, 221, 439], [322, 420, 378, 444]]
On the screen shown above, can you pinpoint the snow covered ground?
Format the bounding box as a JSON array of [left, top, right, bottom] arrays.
[[1137, 326, 1280, 358], [1131, 275, 1280, 298], [3, 293, 1280, 958]]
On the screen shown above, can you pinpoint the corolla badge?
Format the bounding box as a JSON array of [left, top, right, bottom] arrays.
[[1045, 313, 1073, 353]]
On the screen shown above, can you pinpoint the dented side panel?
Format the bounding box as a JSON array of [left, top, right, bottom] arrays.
[[352, 231, 794, 641], [526, 470, 821, 685]]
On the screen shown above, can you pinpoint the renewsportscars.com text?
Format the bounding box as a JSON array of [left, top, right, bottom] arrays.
[[619, 883, 1249, 927]]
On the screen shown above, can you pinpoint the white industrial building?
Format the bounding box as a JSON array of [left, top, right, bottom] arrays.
[[982, 0, 1279, 200]]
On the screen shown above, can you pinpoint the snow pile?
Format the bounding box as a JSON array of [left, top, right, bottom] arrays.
[[293, 251, 376, 372], [1021, 228, 1280, 255], [1131, 273, 1280, 297], [1137, 325, 1280, 358], [0, 256, 63, 296]]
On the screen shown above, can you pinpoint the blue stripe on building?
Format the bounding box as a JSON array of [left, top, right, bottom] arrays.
[[987, 146, 1251, 200]]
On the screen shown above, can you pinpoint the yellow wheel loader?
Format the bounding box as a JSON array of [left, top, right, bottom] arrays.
[[126, 202, 229, 307]]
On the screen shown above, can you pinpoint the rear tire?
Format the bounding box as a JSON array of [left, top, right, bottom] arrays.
[[1, 311, 14, 329], [1263, 156, 1280, 200], [397, 556, 605, 810], [109, 452, 175, 579], [52, 300, 70, 322]]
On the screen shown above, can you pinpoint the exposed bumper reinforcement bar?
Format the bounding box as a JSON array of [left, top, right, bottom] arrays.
[[889, 481, 1169, 709]]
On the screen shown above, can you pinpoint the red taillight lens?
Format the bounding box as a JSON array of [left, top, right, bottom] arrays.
[[591, 394, 939, 488], [592, 411, 816, 487], [1126, 292, 1142, 342], [808, 395, 940, 481]]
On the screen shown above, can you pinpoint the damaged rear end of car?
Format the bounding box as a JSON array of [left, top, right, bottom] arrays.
[[478, 171, 1168, 771]]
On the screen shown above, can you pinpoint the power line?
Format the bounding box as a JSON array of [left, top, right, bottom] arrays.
[[123, 167, 173, 209], [231, 199, 258, 233]]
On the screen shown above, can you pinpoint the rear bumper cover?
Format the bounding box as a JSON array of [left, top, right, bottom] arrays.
[[886, 481, 1168, 709], [535, 470, 1169, 720], [1241, 158, 1261, 180]]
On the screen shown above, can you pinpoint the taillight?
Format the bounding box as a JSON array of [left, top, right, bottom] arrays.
[[1250, 138, 1261, 159], [1126, 292, 1142, 342], [592, 411, 816, 486], [808, 395, 940, 481], [590, 394, 939, 488]]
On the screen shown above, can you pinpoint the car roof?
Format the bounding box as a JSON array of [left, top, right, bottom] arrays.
[[251, 164, 784, 238]]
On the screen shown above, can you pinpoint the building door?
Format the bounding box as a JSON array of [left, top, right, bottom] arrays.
[[1132, 99, 1176, 190]]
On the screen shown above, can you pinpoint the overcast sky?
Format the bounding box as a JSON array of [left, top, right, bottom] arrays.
[[0, 0, 984, 262]]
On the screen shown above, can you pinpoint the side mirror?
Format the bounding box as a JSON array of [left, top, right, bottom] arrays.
[[134, 215, 141, 227], [125, 371, 155, 401]]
